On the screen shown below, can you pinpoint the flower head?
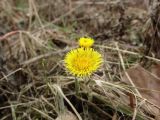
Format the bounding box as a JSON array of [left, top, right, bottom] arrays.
[[64, 48, 102, 77], [79, 37, 94, 48]]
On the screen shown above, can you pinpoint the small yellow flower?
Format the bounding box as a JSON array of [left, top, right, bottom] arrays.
[[64, 48, 102, 77], [79, 37, 94, 48]]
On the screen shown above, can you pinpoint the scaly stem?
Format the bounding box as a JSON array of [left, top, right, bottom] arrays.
[[75, 77, 79, 95]]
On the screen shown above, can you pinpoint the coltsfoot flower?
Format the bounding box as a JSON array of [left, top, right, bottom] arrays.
[[79, 37, 94, 48], [64, 47, 102, 77]]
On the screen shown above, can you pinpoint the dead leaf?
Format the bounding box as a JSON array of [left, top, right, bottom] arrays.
[[56, 111, 78, 120], [121, 64, 160, 116]]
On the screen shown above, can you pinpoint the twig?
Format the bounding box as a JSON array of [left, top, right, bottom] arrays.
[[76, 96, 112, 119], [0, 68, 22, 81], [94, 80, 160, 110], [95, 45, 160, 62], [31, 1, 85, 35], [115, 42, 142, 97], [51, 84, 82, 120], [21, 47, 74, 66], [0, 30, 20, 42]]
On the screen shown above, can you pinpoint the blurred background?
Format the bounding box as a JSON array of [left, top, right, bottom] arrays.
[[0, 0, 160, 120]]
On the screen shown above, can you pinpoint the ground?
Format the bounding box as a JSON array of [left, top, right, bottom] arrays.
[[0, 0, 160, 120]]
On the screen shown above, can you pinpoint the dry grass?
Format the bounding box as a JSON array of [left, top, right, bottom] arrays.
[[0, 0, 159, 120]]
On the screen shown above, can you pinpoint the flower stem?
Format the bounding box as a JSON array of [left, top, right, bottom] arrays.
[[75, 78, 79, 95]]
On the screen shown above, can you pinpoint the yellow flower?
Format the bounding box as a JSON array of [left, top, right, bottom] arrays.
[[79, 37, 94, 48], [64, 48, 103, 77]]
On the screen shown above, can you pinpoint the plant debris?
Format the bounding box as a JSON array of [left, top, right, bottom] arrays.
[[0, 0, 160, 120]]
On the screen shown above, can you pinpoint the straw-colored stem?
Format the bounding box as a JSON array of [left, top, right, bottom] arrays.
[[115, 42, 142, 97]]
